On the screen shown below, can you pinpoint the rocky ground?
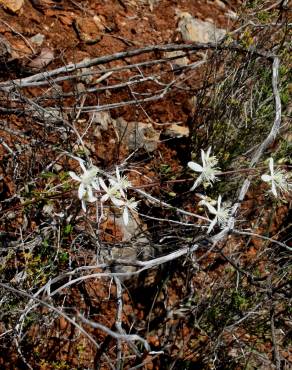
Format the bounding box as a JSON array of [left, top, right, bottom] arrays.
[[0, 0, 291, 369]]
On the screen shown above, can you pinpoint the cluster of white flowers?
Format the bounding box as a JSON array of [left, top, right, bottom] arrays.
[[69, 160, 138, 225], [187, 147, 230, 232], [68, 150, 290, 234], [187, 148, 290, 234]]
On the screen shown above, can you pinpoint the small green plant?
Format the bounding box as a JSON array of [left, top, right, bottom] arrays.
[[63, 224, 73, 235], [58, 251, 69, 263]]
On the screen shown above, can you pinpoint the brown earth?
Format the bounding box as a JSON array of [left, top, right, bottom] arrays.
[[0, 0, 291, 369]]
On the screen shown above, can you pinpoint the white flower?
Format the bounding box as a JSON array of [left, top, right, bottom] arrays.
[[188, 147, 221, 191], [69, 161, 99, 212], [99, 178, 123, 206], [109, 166, 131, 198], [121, 198, 139, 225], [261, 157, 291, 198], [200, 195, 231, 233], [99, 175, 138, 225], [197, 194, 217, 206]]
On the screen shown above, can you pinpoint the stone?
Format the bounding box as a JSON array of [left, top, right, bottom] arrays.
[[74, 16, 103, 44], [53, 164, 62, 172], [27, 47, 54, 70], [0, 0, 24, 13], [92, 111, 112, 138], [107, 213, 152, 279], [30, 33, 45, 47], [177, 11, 226, 43], [164, 50, 190, 67], [163, 124, 189, 138], [114, 118, 160, 152]]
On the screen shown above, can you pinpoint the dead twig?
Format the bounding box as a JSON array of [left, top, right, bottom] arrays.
[[0, 42, 275, 91], [0, 283, 99, 348], [0, 19, 35, 54], [0, 136, 15, 156], [233, 229, 292, 251], [270, 307, 281, 370], [77, 312, 150, 352]]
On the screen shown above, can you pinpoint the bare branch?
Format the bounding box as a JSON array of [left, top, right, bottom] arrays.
[[77, 312, 150, 352]]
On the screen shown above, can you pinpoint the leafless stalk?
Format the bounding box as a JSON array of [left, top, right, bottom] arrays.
[[233, 229, 291, 251], [0, 283, 99, 348], [22, 243, 200, 301], [115, 276, 124, 368], [14, 337, 33, 370], [0, 42, 274, 91], [136, 188, 209, 222], [270, 307, 281, 370], [77, 312, 150, 352], [0, 19, 35, 54], [114, 276, 141, 365], [0, 136, 15, 156]]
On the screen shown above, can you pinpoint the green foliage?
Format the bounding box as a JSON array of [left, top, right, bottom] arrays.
[[40, 171, 56, 179], [39, 359, 71, 370], [160, 163, 172, 175], [231, 291, 249, 311], [63, 224, 73, 235], [58, 251, 69, 263]]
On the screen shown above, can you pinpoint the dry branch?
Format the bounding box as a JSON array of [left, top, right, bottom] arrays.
[[0, 42, 274, 91]]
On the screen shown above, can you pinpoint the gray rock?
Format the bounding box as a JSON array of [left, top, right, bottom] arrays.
[[177, 12, 226, 43], [114, 118, 160, 152], [30, 33, 45, 47], [163, 124, 189, 138]]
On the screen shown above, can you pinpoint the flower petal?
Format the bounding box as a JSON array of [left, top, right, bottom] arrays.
[[128, 199, 139, 211], [271, 181, 277, 197], [190, 176, 202, 191], [120, 188, 126, 198], [81, 199, 87, 212], [261, 174, 272, 182], [116, 166, 120, 181], [91, 180, 100, 191], [99, 178, 108, 192], [188, 161, 203, 172], [78, 183, 85, 199], [87, 186, 96, 202], [101, 194, 109, 203], [217, 195, 222, 209], [111, 197, 124, 207], [269, 157, 274, 177], [123, 207, 129, 225], [207, 217, 217, 234], [75, 158, 86, 173], [201, 149, 206, 167], [69, 172, 81, 182], [203, 201, 217, 215], [109, 178, 117, 187], [206, 147, 212, 157]]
